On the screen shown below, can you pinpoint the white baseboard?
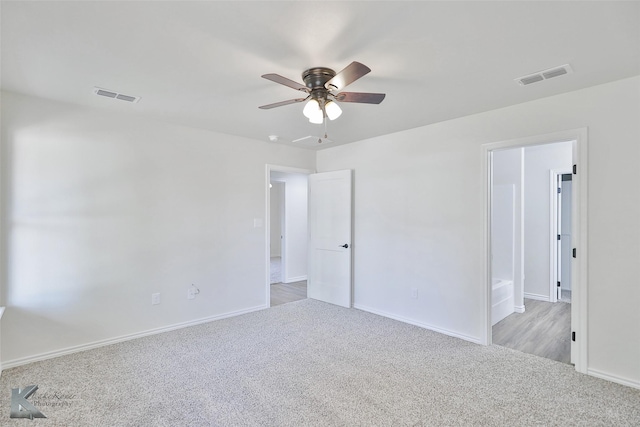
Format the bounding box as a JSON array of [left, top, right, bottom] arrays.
[[354, 304, 481, 345], [1, 305, 266, 370], [524, 292, 550, 302], [514, 305, 526, 313], [284, 275, 307, 283], [587, 368, 640, 390]]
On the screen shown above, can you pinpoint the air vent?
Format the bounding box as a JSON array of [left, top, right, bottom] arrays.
[[515, 64, 573, 86], [520, 75, 544, 86], [96, 89, 117, 98], [542, 67, 568, 79], [116, 94, 138, 102], [93, 87, 140, 103], [292, 136, 334, 147]]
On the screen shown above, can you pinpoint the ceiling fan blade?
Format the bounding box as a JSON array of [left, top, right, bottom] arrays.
[[334, 92, 386, 104], [259, 98, 308, 109], [261, 74, 309, 92], [325, 61, 371, 91]]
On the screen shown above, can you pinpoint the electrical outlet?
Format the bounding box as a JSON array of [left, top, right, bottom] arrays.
[[151, 293, 160, 305], [410, 288, 418, 299]]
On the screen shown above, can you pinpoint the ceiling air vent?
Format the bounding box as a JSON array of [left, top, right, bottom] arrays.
[[93, 87, 140, 103], [515, 64, 573, 86]]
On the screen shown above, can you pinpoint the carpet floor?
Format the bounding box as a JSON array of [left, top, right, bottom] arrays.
[[1, 299, 638, 426]]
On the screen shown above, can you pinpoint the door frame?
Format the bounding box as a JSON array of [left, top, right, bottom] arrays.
[[265, 164, 314, 307], [482, 128, 588, 374], [550, 168, 572, 303]]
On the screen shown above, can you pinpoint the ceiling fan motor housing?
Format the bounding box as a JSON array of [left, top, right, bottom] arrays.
[[303, 67, 337, 103], [302, 67, 336, 90]]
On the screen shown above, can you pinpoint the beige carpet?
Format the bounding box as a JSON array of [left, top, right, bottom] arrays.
[[1, 299, 638, 426]]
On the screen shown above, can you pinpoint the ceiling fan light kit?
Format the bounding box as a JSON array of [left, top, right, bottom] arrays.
[[303, 98, 322, 121], [325, 101, 342, 120], [259, 61, 385, 125]]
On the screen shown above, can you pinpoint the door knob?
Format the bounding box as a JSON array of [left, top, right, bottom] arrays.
[[340, 244, 349, 249]]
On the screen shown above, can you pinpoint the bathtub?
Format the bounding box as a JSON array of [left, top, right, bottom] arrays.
[[492, 278, 514, 326]]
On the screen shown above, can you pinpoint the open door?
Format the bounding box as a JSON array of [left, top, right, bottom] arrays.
[[556, 174, 563, 301], [560, 174, 572, 302], [308, 170, 352, 308]]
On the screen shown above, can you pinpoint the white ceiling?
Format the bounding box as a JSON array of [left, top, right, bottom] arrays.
[[2, 1, 639, 150]]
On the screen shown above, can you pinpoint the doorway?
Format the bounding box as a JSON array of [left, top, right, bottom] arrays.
[[266, 165, 312, 307], [491, 143, 571, 364], [483, 129, 588, 373]]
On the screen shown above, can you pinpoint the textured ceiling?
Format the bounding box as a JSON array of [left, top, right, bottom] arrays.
[[2, 1, 639, 149]]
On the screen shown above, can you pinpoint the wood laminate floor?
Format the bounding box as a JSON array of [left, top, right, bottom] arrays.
[[493, 299, 571, 364], [270, 281, 307, 306]]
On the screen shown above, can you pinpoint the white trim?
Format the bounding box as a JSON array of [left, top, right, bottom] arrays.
[[354, 304, 482, 345], [549, 170, 558, 303], [517, 148, 525, 319], [284, 275, 307, 283], [482, 127, 588, 375], [481, 148, 492, 345], [265, 165, 314, 308], [524, 292, 551, 302], [2, 305, 266, 370], [572, 130, 589, 374], [587, 369, 640, 390]]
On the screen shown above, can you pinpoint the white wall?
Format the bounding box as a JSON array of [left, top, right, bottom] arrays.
[[491, 185, 514, 282], [523, 142, 572, 300], [492, 147, 524, 311], [317, 76, 640, 387], [269, 181, 283, 257], [0, 91, 316, 365], [271, 171, 308, 282]]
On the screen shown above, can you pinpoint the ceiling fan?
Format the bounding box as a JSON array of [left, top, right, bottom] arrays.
[[259, 61, 385, 124]]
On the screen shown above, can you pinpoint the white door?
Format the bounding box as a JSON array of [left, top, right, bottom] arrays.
[[308, 170, 352, 308], [556, 175, 563, 301], [560, 176, 572, 297]]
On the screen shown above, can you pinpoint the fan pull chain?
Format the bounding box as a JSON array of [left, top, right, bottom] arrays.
[[324, 117, 328, 140]]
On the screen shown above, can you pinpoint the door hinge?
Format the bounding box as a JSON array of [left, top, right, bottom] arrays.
[[557, 187, 561, 194], [557, 234, 561, 241], [557, 281, 561, 287], [573, 248, 577, 258], [572, 331, 576, 342], [573, 164, 577, 175]]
